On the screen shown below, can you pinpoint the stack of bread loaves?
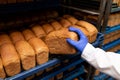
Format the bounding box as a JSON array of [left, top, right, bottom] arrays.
[[86, 12, 120, 27], [0, 29, 49, 78], [45, 19, 98, 54], [45, 16, 98, 54], [0, 14, 98, 79]]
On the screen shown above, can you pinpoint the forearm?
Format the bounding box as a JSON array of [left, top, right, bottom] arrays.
[[81, 43, 120, 79]]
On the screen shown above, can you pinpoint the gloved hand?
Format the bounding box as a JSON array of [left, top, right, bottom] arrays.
[[67, 27, 88, 53]]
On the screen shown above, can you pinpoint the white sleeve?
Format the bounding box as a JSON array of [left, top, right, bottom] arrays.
[[81, 43, 120, 79]]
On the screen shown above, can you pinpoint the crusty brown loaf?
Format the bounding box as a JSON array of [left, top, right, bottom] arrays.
[[45, 28, 78, 54], [63, 15, 78, 25], [0, 57, 6, 78], [10, 31, 25, 44], [22, 29, 36, 41], [31, 24, 46, 39], [0, 34, 12, 46], [76, 20, 98, 43], [50, 20, 63, 30], [25, 75, 35, 80], [59, 18, 72, 28], [51, 11, 59, 18], [72, 25, 90, 41], [0, 43, 21, 76], [45, 11, 55, 20], [42, 23, 54, 34], [46, 11, 58, 19], [28, 38, 49, 65], [36, 70, 44, 76], [15, 41, 35, 70], [39, 21, 47, 25]]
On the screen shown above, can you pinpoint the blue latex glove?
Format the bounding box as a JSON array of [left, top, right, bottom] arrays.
[[67, 27, 88, 53]]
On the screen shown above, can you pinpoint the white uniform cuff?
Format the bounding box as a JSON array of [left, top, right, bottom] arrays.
[[81, 43, 96, 61]]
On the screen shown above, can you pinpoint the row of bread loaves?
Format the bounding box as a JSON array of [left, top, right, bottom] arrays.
[[0, 14, 98, 78], [0, 29, 49, 78]]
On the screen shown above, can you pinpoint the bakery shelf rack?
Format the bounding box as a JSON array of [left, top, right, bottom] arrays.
[[94, 73, 115, 80], [102, 25, 120, 51], [111, 7, 120, 13], [61, 0, 108, 32], [63, 66, 85, 80], [4, 33, 104, 80], [105, 25, 120, 34], [102, 38, 120, 51], [0, 0, 107, 80]]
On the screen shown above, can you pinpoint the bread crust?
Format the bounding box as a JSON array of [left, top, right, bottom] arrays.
[[45, 28, 78, 54], [76, 20, 98, 43], [0, 43, 21, 76], [28, 38, 49, 65], [0, 34, 12, 46], [22, 29, 36, 41], [10, 31, 25, 44], [31, 24, 46, 39], [15, 41, 35, 70]]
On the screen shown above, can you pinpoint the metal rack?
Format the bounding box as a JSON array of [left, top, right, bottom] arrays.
[[94, 73, 115, 80], [0, 0, 113, 80], [102, 39, 120, 51], [60, 0, 120, 33], [60, 0, 109, 33], [4, 33, 104, 80]]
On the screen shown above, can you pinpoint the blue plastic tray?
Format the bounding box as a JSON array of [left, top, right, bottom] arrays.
[[94, 73, 114, 80], [102, 38, 120, 51], [64, 66, 84, 80], [4, 33, 103, 80], [105, 25, 120, 34], [40, 58, 84, 80]]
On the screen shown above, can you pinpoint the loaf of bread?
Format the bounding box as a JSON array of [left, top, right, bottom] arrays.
[[0, 0, 7, 4], [16, 0, 26, 3], [25, 75, 35, 80], [45, 12, 54, 20], [0, 43, 21, 76], [58, 18, 72, 28], [15, 19, 23, 27], [0, 34, 12, 46], [31, 16, 39, 22], [0, 57, 6, 78], [28, 38, 49, 65], [39, 21, 47, 25], [22, 29, 36, 41], [15, 41, 35, 70], [45, 28, 78, 54], [76, 20, 98, 43], [31, 24, 46, 39], [7, 0, 16, 4], [42, 23, 54, 34], [51, 11, 59, 18], [10, 31, 25, 44], [50, 20, 63, 30], [46, 11, 58, 19], [6, 21, 15, 27], [72, 25, 90, 41], [26, 0, 33, 2], [87, 15, 98, 21], [36, 70, 44, 76], [63, 15, 78, 25]]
